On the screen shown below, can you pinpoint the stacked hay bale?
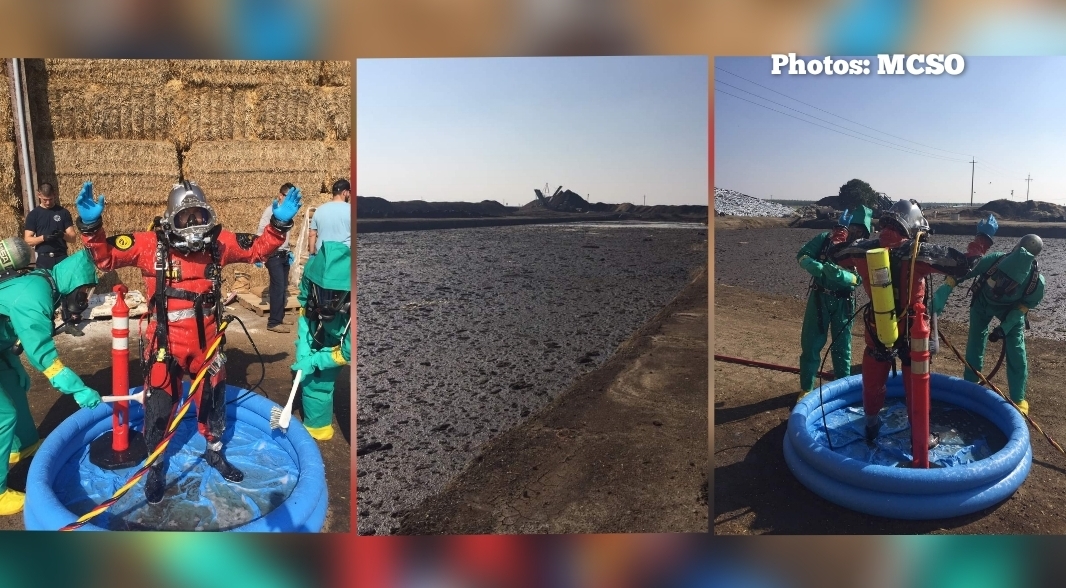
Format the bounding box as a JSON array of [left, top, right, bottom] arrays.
[[0, 61, 21, 241], [18, 59, 351, 295], [173, 60, 350, 298]]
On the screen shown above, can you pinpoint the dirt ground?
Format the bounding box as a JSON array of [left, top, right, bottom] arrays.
[[0, 302, 350, 532], [714, 283, 1066, 534], [713, 217, 794, 230], [399, 268, 708, 534]]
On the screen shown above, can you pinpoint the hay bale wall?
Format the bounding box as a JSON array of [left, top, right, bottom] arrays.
[[0, 61, 13, 142], [319, 61, 352, 87], [2, 58, 351, 295], [169, 60, 321, 88], [0, 143, 19, 239]]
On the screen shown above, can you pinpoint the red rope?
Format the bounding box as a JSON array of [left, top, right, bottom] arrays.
[[714, 354, 835, 380]]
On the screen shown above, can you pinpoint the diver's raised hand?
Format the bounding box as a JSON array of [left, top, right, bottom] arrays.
[[75, 181, 106, 224], [977, 214, 998, 238], [272, 186, 303, 223]]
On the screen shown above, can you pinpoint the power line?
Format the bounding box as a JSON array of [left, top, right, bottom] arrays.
[[716, 79, 971, 163], [717, 66, 975, 157], [976, 163, 1023, 181], [716, 66, 1029, 176], [978, 159, 1027, 179], [715, 88, 972, 163]]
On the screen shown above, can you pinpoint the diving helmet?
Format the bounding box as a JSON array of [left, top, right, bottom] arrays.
[[161, 181, 218, 253], [879, 199, 929, 239]]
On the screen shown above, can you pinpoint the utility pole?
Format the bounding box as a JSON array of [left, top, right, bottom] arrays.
[[969, 158, 976, 206], [1025, 174, 1033, 201]]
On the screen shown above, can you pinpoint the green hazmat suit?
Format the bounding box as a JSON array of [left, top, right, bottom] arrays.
[[0, 249, 98, 492], [797, 206, 872, 392], [939, 247, 1043, 403], [291, 241, 351, 431]]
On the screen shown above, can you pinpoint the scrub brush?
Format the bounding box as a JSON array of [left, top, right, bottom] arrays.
[[100, 390, 146, 404], [270, 370, 302, 432]]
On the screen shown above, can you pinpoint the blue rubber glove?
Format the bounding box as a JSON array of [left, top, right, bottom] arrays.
[[932, 283, 953, 315], [49, 366, 101, 409], [977, 214, 998, 238], [288, 251, 295, 266], [75, 181, 105, 224], [838, 208, 852, 227], [254, 261, 264, 269], [798, 256, 823, 276], [271, 186, 303, 223]]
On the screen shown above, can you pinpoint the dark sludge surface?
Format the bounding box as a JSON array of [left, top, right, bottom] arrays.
[[357, 223, 707, 534]]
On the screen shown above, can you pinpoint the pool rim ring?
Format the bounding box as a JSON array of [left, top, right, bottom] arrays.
[[784, 373, 1032, 519], [25, 385, 327, 532], [784, 433, 1033, 520], [789, 373, 1030, 494]]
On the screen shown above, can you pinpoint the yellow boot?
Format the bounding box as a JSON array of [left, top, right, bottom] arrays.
[[9, 440, 42, 465], [305, 424, 334, 441], [0, 489, 25, 515], [1017, 399, 1029, 416]]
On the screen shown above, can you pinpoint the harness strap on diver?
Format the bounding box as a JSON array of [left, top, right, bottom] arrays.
[[148, 230, 226, 353], [150, 231, 170, 356], [163, 287, 216, 349]]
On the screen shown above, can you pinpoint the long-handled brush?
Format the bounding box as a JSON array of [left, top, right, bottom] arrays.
[[270, 370, 303, 432], [100, 391, 146, 404]]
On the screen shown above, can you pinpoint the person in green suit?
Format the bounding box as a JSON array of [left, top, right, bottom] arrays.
[[291, 241, 351, 441], [796, 206, 872, 401], [932, 234, 1044, 415], [0, 245, 101, 515]]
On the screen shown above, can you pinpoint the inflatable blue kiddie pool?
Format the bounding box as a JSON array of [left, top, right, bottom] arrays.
[[25, 384, 327, 531], [785, 373, 1031, 520]]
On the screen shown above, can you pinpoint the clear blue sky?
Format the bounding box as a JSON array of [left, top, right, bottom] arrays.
[[357, 56, 707, 206], [715, 56, 1066, 204]]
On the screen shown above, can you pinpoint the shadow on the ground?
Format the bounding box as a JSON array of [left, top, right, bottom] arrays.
[[714, 420, 1001, 534]]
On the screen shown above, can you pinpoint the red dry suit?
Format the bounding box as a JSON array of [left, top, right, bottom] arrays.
[[830, 227, 991, 430], [81, 225, 285, 446]]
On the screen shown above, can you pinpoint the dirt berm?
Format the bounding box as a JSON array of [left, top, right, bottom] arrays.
[[399, 268, 709, 534]]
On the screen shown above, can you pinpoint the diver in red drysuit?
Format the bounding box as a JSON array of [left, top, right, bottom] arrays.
[[76, 180, 302, 503], [830, 199, 997, 447]]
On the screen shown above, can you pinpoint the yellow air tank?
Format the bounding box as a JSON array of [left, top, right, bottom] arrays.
[[866, 248, 898, 347]]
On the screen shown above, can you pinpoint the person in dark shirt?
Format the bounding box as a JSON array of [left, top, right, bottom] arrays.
[[23, 182, 81, 336]]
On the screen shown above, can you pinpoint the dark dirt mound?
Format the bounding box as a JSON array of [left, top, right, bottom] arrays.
[[816, 193, 893, 211], [356, 196, 512, 219], [979, 199, 1066, 222], [522, 194, 707, 220], [522, 189, 614, 213]]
